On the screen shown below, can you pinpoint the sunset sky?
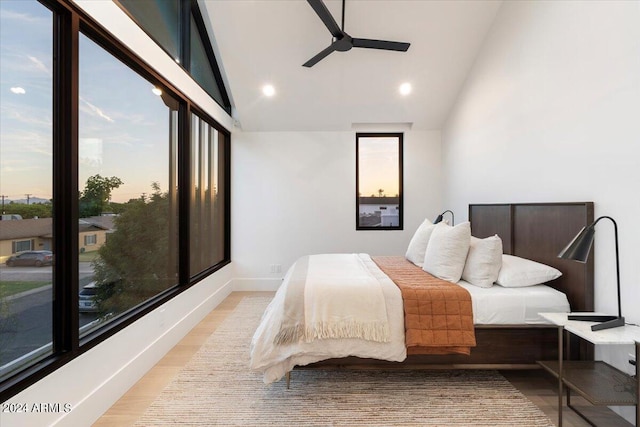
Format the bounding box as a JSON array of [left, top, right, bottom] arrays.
[[358, 136, 400, 198], [0, 1, 172, 204]]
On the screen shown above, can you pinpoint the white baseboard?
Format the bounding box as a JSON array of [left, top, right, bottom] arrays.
[[232, 277, 282, 291]]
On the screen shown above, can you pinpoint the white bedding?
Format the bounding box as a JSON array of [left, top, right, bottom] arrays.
[[457, 280, 570, 324], [250, 254, 406, 384], [250, 254, 571, 384]]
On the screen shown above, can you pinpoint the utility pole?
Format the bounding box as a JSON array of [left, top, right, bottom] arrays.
[[0, 195, 5, 214], [25, 193, 32, 205]]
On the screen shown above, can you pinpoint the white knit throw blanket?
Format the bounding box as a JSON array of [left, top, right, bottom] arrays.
[[275, 254, 390, 344]]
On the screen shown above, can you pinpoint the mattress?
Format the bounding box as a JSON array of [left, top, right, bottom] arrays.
[[457, 280, 570, 325]]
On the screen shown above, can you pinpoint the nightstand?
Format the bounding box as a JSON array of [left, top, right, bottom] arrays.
[[538, 312, 639, 427]]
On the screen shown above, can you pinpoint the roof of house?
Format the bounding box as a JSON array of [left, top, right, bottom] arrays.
[[359, 196, 400, 205], [80, 216, 116, 231], [0, 217, 114, 240], [0, 218, 53, 240]]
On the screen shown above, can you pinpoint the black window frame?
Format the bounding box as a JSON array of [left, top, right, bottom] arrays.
[[113, 0, 231, 115], [0, 0, 231, 402], [355, 132, 404, 231]]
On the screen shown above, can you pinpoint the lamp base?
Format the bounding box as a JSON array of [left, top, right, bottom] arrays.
[[568, 314, 625, 331], [591, 316, 625, 331]]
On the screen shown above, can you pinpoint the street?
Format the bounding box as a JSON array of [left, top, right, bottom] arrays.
[[0, 263, 99, 368], [0, 262, 95, 281]]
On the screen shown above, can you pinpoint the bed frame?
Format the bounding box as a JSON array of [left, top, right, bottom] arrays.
[[297, 202, 594, 373]]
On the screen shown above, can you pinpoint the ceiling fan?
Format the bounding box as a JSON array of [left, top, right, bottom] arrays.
[[303, 0, 411, 68]]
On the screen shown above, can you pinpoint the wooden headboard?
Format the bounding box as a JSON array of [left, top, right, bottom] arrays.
[[469, 202, 594, 313]]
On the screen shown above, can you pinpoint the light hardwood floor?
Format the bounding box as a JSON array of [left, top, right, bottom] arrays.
[[94, 291, 632, 427]]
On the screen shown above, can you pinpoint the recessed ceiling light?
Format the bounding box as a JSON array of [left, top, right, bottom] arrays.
[[152, 87, 163, 96], [10, 87, 26, 94], [399, 82, 412, 96], [262, 84, 276, 97]]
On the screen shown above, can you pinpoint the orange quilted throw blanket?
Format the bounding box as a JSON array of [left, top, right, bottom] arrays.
[[372, 256, 476, 355]]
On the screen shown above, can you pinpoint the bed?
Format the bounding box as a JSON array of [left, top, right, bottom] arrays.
[[250, 202, 594, 384]]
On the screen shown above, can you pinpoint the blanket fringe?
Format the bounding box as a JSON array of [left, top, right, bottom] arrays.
[[306, 321, 390, 343], [274, 321, 390, 345]]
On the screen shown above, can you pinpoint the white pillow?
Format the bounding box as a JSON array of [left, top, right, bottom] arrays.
[[423, 222, 471, 283], [495, 254, 562, 288], [461, 235, 503, 288], [405, 219, 437, 267]]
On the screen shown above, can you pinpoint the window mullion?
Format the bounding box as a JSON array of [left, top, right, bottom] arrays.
[[181, 0, 191, 70], [178, 103, 191, 284], [53, 8, 80, 354]]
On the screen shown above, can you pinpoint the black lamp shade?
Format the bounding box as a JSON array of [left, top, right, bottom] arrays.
[[557, 225, 595, 263], [557, 215, 624, 330], [433, 210, 454, 225]]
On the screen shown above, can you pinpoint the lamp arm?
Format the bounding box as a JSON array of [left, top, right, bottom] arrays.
[[443, 210, 455, 225], [594, 216, 622, 318]]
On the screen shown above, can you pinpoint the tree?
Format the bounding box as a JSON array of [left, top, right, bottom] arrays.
[[79, 175, 123, 217], [2, 202, 52, 219], [91, 182, 177, 314]]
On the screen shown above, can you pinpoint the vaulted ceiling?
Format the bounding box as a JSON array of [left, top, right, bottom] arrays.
[[202, 0, 502, 132]]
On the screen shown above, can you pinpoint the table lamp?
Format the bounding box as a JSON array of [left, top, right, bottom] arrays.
[[433, 210, 454, 225], [557, 216, 625, 331]]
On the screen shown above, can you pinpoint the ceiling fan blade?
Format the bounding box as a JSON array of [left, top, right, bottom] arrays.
[[307, 0, 343, 38], [303, 42, 339, 67], [352, 38, 410, 52]]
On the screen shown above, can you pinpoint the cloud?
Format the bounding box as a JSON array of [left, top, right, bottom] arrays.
[[28, 55, 51, 75], [80, 98, 115, 123], [10, 87, 26, 94], [0, 104, 51, 127], [0, 10, 43, 23]]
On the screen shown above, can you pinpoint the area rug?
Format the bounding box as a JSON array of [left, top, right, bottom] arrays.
[[135, 296, 554, 426]]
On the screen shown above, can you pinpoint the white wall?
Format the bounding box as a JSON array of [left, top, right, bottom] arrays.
[[232, 130, 442, 289], [442, 1, 640, 422], [0, 2, 234, 426]]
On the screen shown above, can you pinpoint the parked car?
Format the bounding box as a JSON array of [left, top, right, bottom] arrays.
[[5, 250, 54, 267], [79, 280, 116, 313], [79, 282, 99, 313]]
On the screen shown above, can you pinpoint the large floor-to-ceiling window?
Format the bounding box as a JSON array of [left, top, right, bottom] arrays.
[[0, 0, 54, 382], [0, 0, 231, 401], [77, 33, 181, 336]]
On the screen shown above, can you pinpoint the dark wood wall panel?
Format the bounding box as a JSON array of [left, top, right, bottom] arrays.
[[469, 202, 594, 313], [512, 203, 594, 312], [468, 204, 513, 254]]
